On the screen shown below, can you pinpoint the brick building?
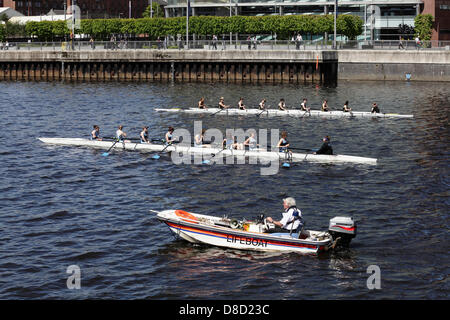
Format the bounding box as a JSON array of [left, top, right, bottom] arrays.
[[421, 0, 450, 41], [2, 0, 150, 19]]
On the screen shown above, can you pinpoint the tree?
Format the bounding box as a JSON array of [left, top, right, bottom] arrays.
[[142, 3, 165, 18], [414, 14, 433, 41], [0, 24, 5, 41]]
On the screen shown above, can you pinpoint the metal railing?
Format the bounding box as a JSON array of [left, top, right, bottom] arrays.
[[1, 40, 449, 51]]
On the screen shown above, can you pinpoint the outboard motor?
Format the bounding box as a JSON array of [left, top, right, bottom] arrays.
[[328, 217, 357, 247]]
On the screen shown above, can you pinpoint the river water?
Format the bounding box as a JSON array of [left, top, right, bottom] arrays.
[[0, 80, 448, 300]]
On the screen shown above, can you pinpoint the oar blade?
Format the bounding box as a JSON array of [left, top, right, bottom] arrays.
[[282, 162, 291, 168], [152, 154, 161, 160], [102, 152, 109, 157]]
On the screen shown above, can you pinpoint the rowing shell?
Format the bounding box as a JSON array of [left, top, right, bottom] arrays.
[[155, 108, 413, 119], [38, 138, 377, 165]]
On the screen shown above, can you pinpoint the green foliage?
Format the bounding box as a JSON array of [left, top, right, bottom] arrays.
[[414, 14, 433, 41], [0, 24, 5, 41], [142, 3, 165, 18], [23, 14, 364, 40], [336, 15, 363, 40]]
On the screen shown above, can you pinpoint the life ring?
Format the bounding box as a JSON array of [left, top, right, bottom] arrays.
[[175, 210, 198, 223]]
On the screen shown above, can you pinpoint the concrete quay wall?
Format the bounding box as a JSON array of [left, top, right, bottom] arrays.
[[338, 50, 450, 82], [0, 49, 449, 83]]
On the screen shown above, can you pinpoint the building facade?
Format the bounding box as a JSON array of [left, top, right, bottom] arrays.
[[2, 0, 151, 18], [421, 0, 450, 40], [164, 0, 450, 41]]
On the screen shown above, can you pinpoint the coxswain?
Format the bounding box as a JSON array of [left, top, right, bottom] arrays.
[[278, 98, 286, 111], [276, 131, 290, 153], [300, 98, 310, 112], [140, 126, 150, 143], [321, 100, 330, 112], [265, 197, 304, 234], [371, 102, 380, 113], [198, 97, 207, 109], [116, 125, 128, 142], [314, 135, 333, 155], [238, 97, 246, 110], [244, 132, 258, 151], [218, 97, 229, 109], [91, 125, 102, 140], [194, 129, 210, 148], [343, 101, 352, 112], [259, 99, 267, 110], [165, 126, 175, 145]]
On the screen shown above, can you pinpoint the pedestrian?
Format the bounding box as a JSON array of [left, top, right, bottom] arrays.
[[398, 36, 404, 50], [212, 34, 218, 50], [415, 36, 421, 50]]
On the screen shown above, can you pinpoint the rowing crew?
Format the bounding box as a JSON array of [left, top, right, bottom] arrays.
[[91, 125, 176, 145], [91, 125, 332, 155], [198, 97, 381, 113]]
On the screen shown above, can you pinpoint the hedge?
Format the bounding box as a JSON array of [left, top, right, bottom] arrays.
[[24, 14, 363, 41]]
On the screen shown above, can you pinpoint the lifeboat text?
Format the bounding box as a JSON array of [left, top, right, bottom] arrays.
[[227, 235, 268, 247]]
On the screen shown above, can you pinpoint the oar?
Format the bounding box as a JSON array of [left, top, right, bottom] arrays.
[[151, 143, 173, 160], [299, 109, 311, 118], [202, 147, 226, 164], [102, 140, 119, 156], [210, 108, 225, 116], [256, 105, 271, 117], [281, 150, 293, 168]]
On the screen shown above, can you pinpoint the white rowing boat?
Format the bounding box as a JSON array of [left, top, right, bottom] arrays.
[[37, 138, 377, 165], [154, 209, 357, 254], [155, 107, 414, 119]]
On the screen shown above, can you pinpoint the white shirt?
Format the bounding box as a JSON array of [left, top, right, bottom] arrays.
[[279, 207, 302, 231]]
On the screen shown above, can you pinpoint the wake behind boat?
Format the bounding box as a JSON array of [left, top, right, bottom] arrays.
[[154, 209, 357, 254], [155, 107, 414, 119], [37, 137, 377, 165]]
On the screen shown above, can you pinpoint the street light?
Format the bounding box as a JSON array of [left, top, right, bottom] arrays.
[[333, 0, 338, 49]]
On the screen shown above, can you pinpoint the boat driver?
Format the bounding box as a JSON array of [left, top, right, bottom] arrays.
[[265, 197, 303, 234]]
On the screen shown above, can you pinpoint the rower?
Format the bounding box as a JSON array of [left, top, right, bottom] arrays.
[[300, 98, 310, 112], [314, 135, 333, 155], [259, 99, 266, 110], [140, 126, 150, 143], [278, 98, 286, 111], [276, 131, 290, 153], [165, 126, 175, 145], [371, 102, 380, 113], [218, 97, 229, 109], [198, 97, 207, 109], [223, 133, 243, 150], [116, 125, 128, 142], [322, 99, 330, 112], [343, 101, 352, 112], [194, 129, 210, 148], [91, 125, 102, 141], [244, 132, 258, 151], [238, 97, 246, 110], [265, 197, 304, 235]]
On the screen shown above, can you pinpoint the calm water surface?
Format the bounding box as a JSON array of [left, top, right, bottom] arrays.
[[0, 80, 448, 299]]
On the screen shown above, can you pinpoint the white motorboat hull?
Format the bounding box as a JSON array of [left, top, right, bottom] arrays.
[[155, 209, 338, 254]]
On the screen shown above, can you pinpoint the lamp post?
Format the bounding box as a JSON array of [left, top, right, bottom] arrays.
[[333, 0, 338, 49], [72, 0, 76, 50], [186, 0, 190, 49], [64, 0, 67, 42], [229, 0, 232, 46]]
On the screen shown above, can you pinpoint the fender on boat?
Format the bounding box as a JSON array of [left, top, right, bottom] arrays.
[[175, 210, 199, 223]]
